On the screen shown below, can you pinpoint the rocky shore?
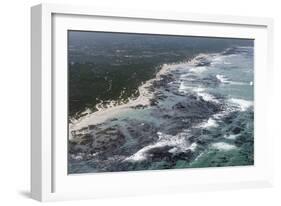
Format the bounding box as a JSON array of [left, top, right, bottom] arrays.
[[68, 54, 226, 173], [68, 47, 254, 173]]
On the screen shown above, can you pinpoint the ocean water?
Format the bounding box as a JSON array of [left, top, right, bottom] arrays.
[[68, 46, 254, 173]]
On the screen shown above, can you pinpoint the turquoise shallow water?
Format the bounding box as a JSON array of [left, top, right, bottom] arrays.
[[171, 47, 254, 168]]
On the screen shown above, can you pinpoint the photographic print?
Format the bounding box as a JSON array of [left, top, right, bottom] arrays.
[[68, 31, 254, 174]]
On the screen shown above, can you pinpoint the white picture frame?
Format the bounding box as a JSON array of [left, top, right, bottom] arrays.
[[31, 3, 274, 202]]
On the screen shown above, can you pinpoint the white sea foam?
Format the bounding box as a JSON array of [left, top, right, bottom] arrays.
[[216, 74, 229, 83], [188, 53, 211, 65], [237, 46, 253, 49], [189, 66, 207, 73], [211, 54, 232, 66], [230, 81, 249, 86], [168, 147, 178, 153], [189, 142, 198, 151], [178, 82, 190, 92], [70, 154, 83, 160], [197, 92, 219, 103], [124, 131, 195, 162], [213, 110, 231, 119], [212, 142, 236, 151], [216, 74, 249, 86], [192, 87, 205, 93], [229, 98, 253, 111], [224, 134, 239, 140], [212, 56, 224, 62], [194, 97, 252, 131], [198, 118, 218, 129], [196, 109, 232, 130], [179, 83, 219, 104]]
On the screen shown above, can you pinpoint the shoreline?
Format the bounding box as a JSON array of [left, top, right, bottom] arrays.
[[69, 60, 190, 139], [68, 51, 226, 139], [69, 47, 253, 140]]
